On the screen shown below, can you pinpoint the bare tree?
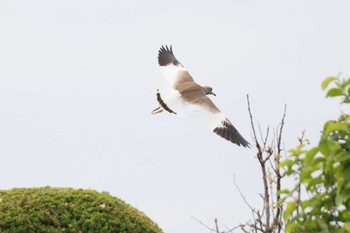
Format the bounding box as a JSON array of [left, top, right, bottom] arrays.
[[193, 95, 287, 233], [236, 95, 286, 233]]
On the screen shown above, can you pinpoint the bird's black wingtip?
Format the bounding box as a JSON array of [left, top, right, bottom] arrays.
[[213, 120, 250, 148], [159, 44, 172, 51], [158, 45, 181, 67], [240, 141, 251, 148]]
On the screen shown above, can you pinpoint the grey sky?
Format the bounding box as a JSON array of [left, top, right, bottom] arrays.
[[1, 1, 350, 232]]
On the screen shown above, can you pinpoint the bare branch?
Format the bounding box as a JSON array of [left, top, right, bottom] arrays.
[[247, 95, 262, 153], [263, 150, 274, 164], [258, 122, 266, 144], [233, 175, 256, 213], [245, 95, 287, 233], [277, 104, 287, 156], [273, 104, 287, 233], [191, 216, 242, 233], [223, 223, 243, 233], [191, 216, 216, 232], [215, 219, 220, 233]]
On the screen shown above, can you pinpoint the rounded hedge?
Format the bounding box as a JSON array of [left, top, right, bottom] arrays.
[[0, 187, 163, 233]]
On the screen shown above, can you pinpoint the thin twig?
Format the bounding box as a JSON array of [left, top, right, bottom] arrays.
[[223, 223, 242, 233], [277, 104, 287, 156], [191, 216, 242, 233], [273, 104, 287, 233], [215, 218, 220, 233], [247, 95, 261, 152], [191, 216, 216, 232], [258, 122, 265, 144], [233, 175, 256, 212], [263, 151, 274, 164]]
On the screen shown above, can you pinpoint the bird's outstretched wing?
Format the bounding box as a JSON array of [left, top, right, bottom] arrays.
[[158, 45, 194, 87], [190, 96, 250, 147]]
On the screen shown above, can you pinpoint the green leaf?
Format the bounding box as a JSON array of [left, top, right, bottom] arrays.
[[301, 199, 314, 210], [341, 78, 350, 88], [278, 189, 291, 195], [310, 157, 324, 168], [323, 122, 348, 137], [304, 147, 319, 164], [326, 87, 344, 97], [280, 159, 294, 168], [344, 166, 350, 183], [285, 222, 299, 233], [306, 177, 323, 190], [301, 166, 313, 181], [321, 76, 337, 90], [323, 120, 337, 130], [335, 177, 345, 206], [288, 149, 300, 156], [344, 222, 350, 232], [334, 152, 350, 163], [283, 201, 297, 220]]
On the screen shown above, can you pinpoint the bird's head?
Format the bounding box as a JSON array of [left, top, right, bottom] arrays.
[[203, 86, 216, 96]]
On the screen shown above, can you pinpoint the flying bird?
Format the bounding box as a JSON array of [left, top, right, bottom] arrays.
[[152, 45, 250, 147]]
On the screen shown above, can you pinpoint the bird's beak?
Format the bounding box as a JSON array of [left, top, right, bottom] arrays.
[[211, 92, 216, 96]]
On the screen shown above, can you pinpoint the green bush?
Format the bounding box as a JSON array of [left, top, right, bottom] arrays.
[[281, 76, 350, 233], [0, 187, 163, 233]]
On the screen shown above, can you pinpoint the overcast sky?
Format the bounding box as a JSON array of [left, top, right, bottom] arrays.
[[1, 1, 350, 232]]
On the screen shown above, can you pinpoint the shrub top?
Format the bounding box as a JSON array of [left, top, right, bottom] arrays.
[[0, 186, 163, 233]]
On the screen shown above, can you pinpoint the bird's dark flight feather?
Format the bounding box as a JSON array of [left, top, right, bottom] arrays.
[[213, 120, 250, 147], [158, 45, 182, 67]]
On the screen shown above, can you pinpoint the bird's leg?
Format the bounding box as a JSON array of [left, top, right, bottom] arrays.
[[151, 106, 163, 114]]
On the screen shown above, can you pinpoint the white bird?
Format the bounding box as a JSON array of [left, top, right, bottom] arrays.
[[152, 45, 250, 148]]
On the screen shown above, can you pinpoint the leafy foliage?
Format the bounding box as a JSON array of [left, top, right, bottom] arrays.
[[0, 187, 163, 233], [281, 76, 350, 232], [322, 75, 350, 103]]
